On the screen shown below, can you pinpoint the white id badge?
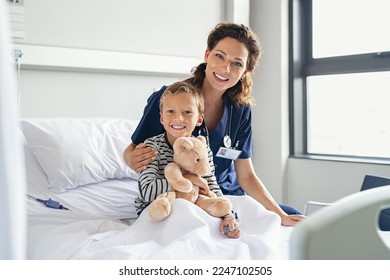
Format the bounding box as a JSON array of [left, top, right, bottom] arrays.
[[216, 147, 242, 160]]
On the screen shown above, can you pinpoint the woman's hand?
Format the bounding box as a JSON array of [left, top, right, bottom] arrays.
[[219, 213, 240, 239], [123, 143, 157, 173], [281, 214, 305, 226]]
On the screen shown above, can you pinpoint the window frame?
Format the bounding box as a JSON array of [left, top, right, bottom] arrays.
[[289, 0, 390, 164]]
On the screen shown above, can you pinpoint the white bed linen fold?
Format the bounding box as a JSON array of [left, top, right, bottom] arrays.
[[28, 195, 293, 260]]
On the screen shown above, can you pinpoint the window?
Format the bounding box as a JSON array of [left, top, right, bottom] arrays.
[[290, 0, 390, 161], [313, 0, 390, 58]]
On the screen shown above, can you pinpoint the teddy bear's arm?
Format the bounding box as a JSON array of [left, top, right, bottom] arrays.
[[164, 162, 193, 192], [183, 173, 208, 189], [182, 173, 211, 195]]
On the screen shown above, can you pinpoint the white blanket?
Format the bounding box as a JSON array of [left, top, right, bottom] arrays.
[[23, 119, 294, 260], [28, 196, 292, 260]]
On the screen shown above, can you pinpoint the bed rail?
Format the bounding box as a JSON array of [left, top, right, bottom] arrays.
[[290, 185, 390, 259]]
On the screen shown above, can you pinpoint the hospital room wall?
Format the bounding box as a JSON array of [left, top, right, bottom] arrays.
[[250, 0, 390, 212], [15, 0, 225, 119], [13, 0, 390, 212]]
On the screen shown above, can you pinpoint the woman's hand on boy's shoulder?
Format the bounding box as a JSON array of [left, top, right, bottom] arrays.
[[127, 143, 157, 173]]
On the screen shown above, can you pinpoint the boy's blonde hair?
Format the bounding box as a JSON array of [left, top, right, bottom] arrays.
[[160, 81, 204, 114]]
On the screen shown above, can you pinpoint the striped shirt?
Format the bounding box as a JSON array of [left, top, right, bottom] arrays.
[[134, 133, 223, 216]]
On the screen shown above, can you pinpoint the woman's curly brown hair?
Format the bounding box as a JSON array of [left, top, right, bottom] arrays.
[[191, 22, 262, 106]]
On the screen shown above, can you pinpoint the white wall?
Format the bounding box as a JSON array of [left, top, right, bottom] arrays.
[[15, 0, 224, 118], [19, 70, 176, 119], [288, 158, 390, 211], [16, 0, 223, 57], [250, 0, 390, 212], [250, 0, 290, 204], [13, 0, 390, 212]]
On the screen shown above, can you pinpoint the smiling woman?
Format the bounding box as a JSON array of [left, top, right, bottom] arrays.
[[125, 22, 305, 226]]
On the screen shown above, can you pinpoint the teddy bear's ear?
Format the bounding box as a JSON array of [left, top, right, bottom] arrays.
[[174, 137, 194, 153], [196, 135, 207, 145]]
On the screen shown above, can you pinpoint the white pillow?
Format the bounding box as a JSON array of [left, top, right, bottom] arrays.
[[21, 118, 139, 193]]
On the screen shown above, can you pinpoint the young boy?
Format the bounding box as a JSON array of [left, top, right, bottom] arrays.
[[134, 81, 239, 238]]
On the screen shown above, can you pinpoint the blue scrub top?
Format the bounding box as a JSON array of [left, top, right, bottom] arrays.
[[131, 85, 253, 195]]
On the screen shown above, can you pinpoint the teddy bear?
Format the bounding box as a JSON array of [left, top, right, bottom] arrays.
[[148, 135, 233, 222]]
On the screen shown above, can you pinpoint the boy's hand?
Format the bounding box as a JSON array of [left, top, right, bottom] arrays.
[[220, 212, 240, 239]]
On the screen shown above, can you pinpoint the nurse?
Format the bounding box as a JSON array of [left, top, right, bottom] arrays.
[[124, 22, 304, 226]]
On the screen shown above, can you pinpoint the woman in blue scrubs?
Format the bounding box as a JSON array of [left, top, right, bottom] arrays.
[[124, 22, 304, 226]]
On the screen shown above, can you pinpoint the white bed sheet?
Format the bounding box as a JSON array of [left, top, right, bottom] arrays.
[[28, 197, 294, 260], [24, 118, 294, 260]]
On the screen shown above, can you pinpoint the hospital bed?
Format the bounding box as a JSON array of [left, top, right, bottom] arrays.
[[22, 117, 390, 260], [23, 118, 294, 260], [290, 185, 390, 259]]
